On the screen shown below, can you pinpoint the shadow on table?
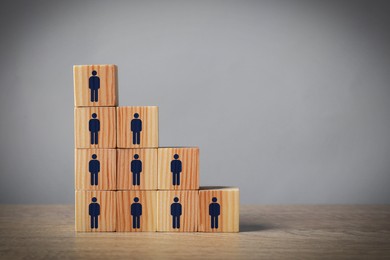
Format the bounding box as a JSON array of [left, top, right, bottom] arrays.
[[240, 222, 276, 232]]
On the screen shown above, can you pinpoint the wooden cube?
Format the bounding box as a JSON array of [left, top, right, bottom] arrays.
[[157, 147, 199, 190], [116, 191, 157, 232], [157, 190, 198, 232], [117, 149, 157, 190], [117, 106, 158, 148], [73, 64, 117, 107], [75, 191, 116, 232], [198, 187, 239, 232], [74, 107, 116, 148], [75, 149, 116, 190]]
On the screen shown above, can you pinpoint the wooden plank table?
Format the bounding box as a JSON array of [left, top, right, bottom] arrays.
[[0, 205, 389, 259]]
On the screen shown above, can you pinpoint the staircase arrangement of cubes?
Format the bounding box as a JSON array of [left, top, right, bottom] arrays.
[[74, 64, 239, 232]]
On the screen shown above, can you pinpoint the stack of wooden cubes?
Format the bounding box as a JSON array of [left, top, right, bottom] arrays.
[[74, 64, 239, 232]]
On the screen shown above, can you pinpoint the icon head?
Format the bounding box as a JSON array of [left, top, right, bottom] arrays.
[[174, 154, 179, 159], [92, 70, 97, 76], [174, 197, 179, 203], [134, 113, 139, 118], [92, 197, 97, 202], [134, 154, 139, 159], [212, 197, 217, 203], [92, 113, 97, 118], [92, 154, 97, 159], [134, 197, 139, 202]]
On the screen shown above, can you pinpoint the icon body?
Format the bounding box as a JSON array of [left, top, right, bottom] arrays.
[[130, 113, 142, 145], [131, 154, 142, 186], [131, 197, 142, 229], [89, 154, 100, 186], [89, 70, 100, 102], [170, 154, 182, 186], [89, 197, 100, 229], [89, 113, 100, 145], [209, 197, 220, 229], [171, 197, 182, 229]]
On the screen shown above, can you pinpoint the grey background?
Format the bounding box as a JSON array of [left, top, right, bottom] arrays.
[[1, 0, 389, 204]]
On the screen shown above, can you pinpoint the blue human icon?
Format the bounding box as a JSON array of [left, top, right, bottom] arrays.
[[130, 197, 142, 229], [89, 197, 100, 229], [209, 197, 221, 229], [130, 113, 142, 145], [89, 113, 100, 145], [89, 70, 100, 102], [89, 154, 100, 186], [171, 197, 182, 229], [170, 154, 182, 186], [131, 154, 142, 186]]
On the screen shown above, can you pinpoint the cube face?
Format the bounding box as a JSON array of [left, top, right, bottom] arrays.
[[73, 64, 117, 107], [117, 106, 158, 148], [75, 107, 116, 148], [75, 191, 116, 232], [75, 149, 116, 190], [117, 149, 157, 190], [116, 191, 157, 232], [157, 148, 199, 190], [198, 187, 239, 232], [157, 191, 198, 232]]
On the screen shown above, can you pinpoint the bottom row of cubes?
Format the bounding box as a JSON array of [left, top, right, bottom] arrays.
[[75, 187, 239, 232]]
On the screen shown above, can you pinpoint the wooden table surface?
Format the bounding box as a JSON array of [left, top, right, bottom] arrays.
[[0, 205, 389, 259]]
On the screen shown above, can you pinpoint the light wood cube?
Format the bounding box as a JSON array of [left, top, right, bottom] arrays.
[[75, 149, 116, 191], [117, 106, 158, 148], [73, 64, 117, 107], [157, 147, 199, 190], [74, 107, 116, 148], [116, 191, 157, 232], [75, 191, 116, 232], [198, 187, 239, 232], [157, 190, 198, 232], [117, 149, 157, 190]]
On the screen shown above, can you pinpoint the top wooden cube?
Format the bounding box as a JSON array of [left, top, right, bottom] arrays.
[[73, 65, 118, 107]]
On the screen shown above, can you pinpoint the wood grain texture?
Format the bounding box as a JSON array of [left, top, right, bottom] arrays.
[[1, 205, 390, 259], [157, 147, 199, 190], [74, 107, 116, 148], [75, 191, 116, 232], [117, 149, 158, 190], [117, 106, 159, 148], [198, 187, 239, 232], [75, 149, 116, 191], [157, 190, 198, 232], [116, 191, 157, 232], [73, 64, 118, 107]]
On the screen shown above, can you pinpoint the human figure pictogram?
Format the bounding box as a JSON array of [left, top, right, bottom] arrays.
[[89, 113, 100, 145], [89, 70, 100, 102], [209, 197, 221, 229], [130, 113, 142, 145], [130, 197, 142, 229], [89, 197, 100, 229], [89, 154, 100, 186], [171, 197, 182, 229], [170, 154, 182, 186], [131, 154, 142, 186]]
